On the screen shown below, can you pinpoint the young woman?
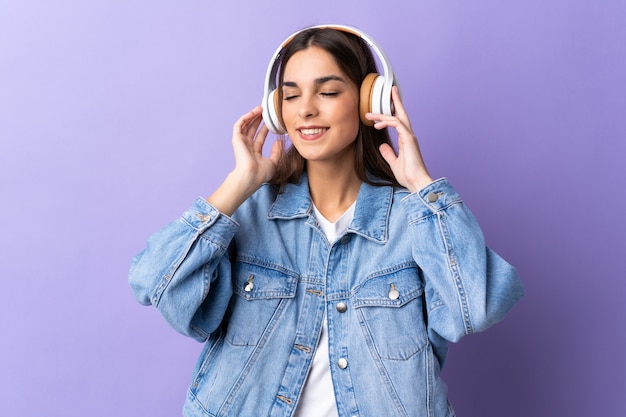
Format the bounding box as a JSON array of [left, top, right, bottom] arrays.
[[129, 25, 524, 417]]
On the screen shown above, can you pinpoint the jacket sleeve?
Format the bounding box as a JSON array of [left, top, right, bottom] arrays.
[[128, 198, 239, 342], [401, 178, 524, 343]]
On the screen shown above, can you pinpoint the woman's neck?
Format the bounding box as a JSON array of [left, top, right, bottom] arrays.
[[306, 160, 361, 222]]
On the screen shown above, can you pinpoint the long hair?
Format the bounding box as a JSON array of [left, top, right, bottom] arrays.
[[268, 27, 401, 189]]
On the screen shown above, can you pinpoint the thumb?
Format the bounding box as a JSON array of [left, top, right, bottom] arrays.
[[379, 143, 397, 166], [269, 138, 284, 166]]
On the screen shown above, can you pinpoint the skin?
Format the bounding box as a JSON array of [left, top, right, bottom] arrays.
[[280, 46, 362, 220], [207, 46, 432, 219]]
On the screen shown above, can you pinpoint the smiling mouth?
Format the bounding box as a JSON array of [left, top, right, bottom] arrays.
[[298, 128, 328, 136]]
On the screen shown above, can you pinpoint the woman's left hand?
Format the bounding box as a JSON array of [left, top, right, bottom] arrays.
[[366, 86, 433, 193]]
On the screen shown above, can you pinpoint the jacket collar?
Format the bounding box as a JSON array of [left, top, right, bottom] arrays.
[[267, 173, 392, 243]]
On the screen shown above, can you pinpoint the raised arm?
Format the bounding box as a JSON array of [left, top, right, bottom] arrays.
[[368, 88, 523, 341], [129, 106, 283, 341], [366, 86, 433, 193], [208, 106, 283, 215]]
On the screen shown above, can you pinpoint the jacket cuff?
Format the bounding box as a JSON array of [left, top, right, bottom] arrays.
[[400, 178, 463, 222], [181, 198, 239, 247]]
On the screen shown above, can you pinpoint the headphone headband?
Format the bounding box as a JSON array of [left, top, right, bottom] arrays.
[[262, 24, 397, 134]]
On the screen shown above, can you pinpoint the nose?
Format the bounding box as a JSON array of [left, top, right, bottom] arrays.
[[298, 93, 318, 119]]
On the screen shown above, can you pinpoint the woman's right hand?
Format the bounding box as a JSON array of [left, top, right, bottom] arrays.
[[207, 106, 283, 216], [231, 105, 283, 186]]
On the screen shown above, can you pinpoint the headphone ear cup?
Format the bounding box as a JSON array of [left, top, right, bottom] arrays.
[[359, 73, 379, 125], [370, 75, 387, 116], [263, 89, 286, 134], [379, 79, 394, 117]]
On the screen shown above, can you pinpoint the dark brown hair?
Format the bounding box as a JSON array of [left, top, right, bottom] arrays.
[[268, 27, 401, 189]]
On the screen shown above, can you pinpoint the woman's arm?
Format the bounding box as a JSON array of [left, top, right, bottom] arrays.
[[208, 106, 283, 216], [129, 199, 239, 341], [369, 89, 523, 341], [129, 106, 283, 340], [401, 180, 524, 342]]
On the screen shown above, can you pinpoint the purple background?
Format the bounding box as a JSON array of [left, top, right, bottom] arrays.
[[1, 0, 624, 416]]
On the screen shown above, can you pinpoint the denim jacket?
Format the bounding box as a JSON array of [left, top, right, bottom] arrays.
[[129, 176, 524, 417]]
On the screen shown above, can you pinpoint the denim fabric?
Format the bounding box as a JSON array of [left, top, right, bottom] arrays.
[[129, 176, 524, 417]]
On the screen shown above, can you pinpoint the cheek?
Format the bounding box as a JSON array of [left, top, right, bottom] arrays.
[[339, 102, 361, 136], [280, 102, 297, 126]]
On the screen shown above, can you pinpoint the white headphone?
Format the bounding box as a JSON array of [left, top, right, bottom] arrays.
[[261, 24, 398, 135]]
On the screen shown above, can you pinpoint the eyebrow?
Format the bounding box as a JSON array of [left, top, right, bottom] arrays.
[[283, 75, 348, 88]]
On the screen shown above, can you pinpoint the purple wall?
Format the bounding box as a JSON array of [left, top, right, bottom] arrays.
[[1, 1, 624, 416]]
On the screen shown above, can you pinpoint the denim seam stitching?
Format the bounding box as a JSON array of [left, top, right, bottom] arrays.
[[218, 297, 290, 414], [437, 212, 474, 335], [356, 307, 411, 417]]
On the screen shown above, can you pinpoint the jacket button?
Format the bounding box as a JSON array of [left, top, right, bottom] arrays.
[[336, 302, 347, 313], [337, 358, 348, 369], [388, 283, 400, 300], [196, 212, 212, 222], [244, 275, 254, 292], [426, 192, 439, 203]]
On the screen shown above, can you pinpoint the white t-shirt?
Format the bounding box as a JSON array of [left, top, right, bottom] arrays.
[[293, 202, 356, 417]]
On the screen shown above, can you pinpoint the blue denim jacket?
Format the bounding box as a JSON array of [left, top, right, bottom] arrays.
[[129, 176, 524, 417]]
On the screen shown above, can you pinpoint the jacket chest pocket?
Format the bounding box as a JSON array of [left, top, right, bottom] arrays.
[[225, 260, 298, 347], [354, 266, 428, 360]]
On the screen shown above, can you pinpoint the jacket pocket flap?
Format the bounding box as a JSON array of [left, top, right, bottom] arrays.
[[233, 259, 298, 300], [353, 266, 422, 308]]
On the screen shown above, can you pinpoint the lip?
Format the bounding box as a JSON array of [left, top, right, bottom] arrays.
[[296, 125, 329, 141]]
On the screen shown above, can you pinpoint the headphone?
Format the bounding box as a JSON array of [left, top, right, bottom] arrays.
[[261, 24, 398, 135]]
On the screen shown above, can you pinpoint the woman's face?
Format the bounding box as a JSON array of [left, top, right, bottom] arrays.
[[281, 46, 360, 165]]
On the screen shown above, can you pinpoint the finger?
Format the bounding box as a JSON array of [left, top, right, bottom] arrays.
[[252, 123, 270, 154], [367, 114, 411, 138], [269, 137, 284, 166], [247, 117, 264, 143], [390, 87, 412, 129], [390, 86, 406, 115], [236, 106, 261, 129], [364, 112, 394, 128], [364, 110, 404, 126], [244, 111, 264, 138], [235, 106, 263, 137], [379, 143, 398, 166]]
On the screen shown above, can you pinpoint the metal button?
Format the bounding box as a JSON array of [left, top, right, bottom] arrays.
[[337, 358, 348, 369], [244, 275, 254, 292], [196, 212, 212, 222], [426, 192, 439, 203], [336, 302, 347, 313], [388, 283, 400, 300]]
